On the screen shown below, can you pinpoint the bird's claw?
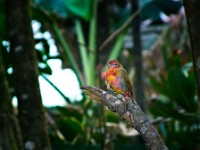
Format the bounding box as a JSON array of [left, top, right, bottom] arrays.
[[107, 90, 114, 95]]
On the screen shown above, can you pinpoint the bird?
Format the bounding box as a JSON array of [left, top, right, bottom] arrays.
[[102, 60, 134, 99]]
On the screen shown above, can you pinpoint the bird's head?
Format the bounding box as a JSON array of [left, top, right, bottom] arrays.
[[108, 60, 122, 69]]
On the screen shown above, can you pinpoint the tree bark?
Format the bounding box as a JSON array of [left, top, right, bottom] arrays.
[[81, 86, 168, 150], [182, 0, 200, 101], [0, 39, 23, 150], [131, 0, 146, 112], [6, 0, 51, 149]]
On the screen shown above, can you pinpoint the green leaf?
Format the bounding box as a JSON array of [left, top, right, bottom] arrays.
[[166, 67, 197, 112], [154, 0, 182, 15], [149, 97, 200, 126], [107, 32, 126, 61], [161, 44, 169, 69], [64, 0, 93, 20], [141, 1, 162, 22], [55, 106, 83, 122], [51, 23, 83, 85], [149, 73, 171, 96], [141, 0, 182, 22], [64, 117, 87, 140], [35, 0, 68, 18], [149, 99, 177, 118], [106, 110, 120, 123], [75, 20, 90, 84], [172, 55, 181, 68]]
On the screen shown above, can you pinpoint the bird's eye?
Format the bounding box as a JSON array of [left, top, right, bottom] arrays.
[[114, 63, 117, 66]]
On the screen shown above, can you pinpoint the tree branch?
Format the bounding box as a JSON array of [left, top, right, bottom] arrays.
[[81, 86, 168, 150], [99, 10, 140, 51]]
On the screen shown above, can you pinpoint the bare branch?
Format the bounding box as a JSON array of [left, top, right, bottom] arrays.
[[99, 10, 140, 51], [81, 86, 168, 150]]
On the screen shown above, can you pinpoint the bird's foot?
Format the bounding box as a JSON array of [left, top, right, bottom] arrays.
[[107, 90, 114, 95]]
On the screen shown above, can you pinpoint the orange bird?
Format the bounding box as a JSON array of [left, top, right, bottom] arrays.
[[102, 60, 134, 98]]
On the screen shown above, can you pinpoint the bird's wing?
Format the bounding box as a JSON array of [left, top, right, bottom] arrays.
[[120, 68, 133, 95]]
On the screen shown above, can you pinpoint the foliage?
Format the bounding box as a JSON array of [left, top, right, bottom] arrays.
[[34, 0, 100, 85], [30, 1, 133, 147], [140, 0, 182, 24], [148, 24, 200, 149], [2, 0, 199, 149], [47, 105, 148, 149], [35, 0, 93, 20]]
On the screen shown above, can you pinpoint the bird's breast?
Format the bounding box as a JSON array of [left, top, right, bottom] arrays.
[[107, 74, 116, 82]]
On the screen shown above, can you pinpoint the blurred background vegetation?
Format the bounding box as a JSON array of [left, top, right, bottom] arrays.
[[1, 0, 200, 150]]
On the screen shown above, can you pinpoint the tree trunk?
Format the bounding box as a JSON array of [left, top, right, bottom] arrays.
[[0, 38, 23, 150], [6, 0, 51, 149], [131, 0, 146, 112], [182, 0, 200, 102]]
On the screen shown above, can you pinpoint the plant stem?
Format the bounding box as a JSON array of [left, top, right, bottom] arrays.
[[41, 74, 71, 104], [75, 20, 90, 85], [99, 9, 140, 51], [107, 32, 126, 61], [51, 22, 83, 86], [88, 0, 97, 85]]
